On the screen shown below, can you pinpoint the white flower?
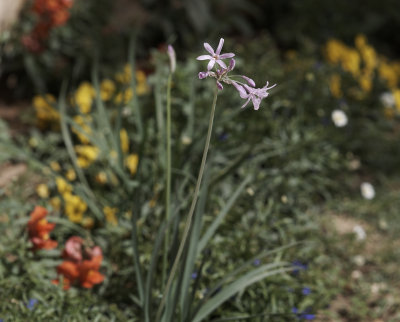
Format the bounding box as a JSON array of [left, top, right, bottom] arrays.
[[380, 92, 395, 108], [353, 255, 365, 266], [331, 109, 348, 127], [353, 225, 366, 241], [360, 182, 375, 200]]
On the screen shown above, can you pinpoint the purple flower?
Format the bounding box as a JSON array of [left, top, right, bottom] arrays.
[[302, 287, 311, 295], [167, 45, 176, 73], [197, 38, 235, 71], [253, 259, 261, 266], [233, 81, 277, 110], [191, 272, 198, 279], [292, 260, 308, 275], [27, 298, 38, 310], [292, 307, 315, 320]]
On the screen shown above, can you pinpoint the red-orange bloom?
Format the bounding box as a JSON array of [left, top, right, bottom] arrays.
[[79, 255, 105, 288], [54, 237, 105, 289], [28, 206, 57, 250], [52, 261, 80, 290]]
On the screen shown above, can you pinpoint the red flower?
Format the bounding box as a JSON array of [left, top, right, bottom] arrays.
[[52, 261, 79, 290], [28, 206, 57, 250], [79, 255, 105, 288], [62, 236, 84, 262], [54, 237, 105, 289]]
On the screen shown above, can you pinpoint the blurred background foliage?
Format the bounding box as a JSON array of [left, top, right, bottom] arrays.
[[1, 0, 400, 96]]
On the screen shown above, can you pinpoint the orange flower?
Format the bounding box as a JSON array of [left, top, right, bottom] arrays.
[[52, 261, 80, 290], [79, 255, 105, 288], [54, 237, 105, 289], [28, 206, 57, 250]]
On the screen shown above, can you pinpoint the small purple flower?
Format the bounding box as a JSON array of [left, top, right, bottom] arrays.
[[197, 38, 235, 71], [27, 298, 38, 310], [292, 260, 308, 275], [302, 287, 311, 295], [292, 307, 315, 320], [191, 272, 198, 279], [167, 45, 176, 73], [234, 82, 277, 110], [253, 259, 261, 266]]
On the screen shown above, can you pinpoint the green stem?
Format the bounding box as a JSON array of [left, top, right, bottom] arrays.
[[156, 84, 219, 321], [162, 73, 173, 286]]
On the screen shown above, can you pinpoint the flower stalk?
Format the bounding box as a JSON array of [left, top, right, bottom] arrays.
[[156, 84, 219, 321]]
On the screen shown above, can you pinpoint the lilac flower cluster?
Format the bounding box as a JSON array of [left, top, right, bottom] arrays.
[[197, 38, 276, 110]]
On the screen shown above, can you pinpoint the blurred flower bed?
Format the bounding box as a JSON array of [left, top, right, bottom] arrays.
[[1, 2, 400, 321]]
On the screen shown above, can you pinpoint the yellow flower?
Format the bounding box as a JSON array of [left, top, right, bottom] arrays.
[[115, 64, 149, 94], [72, 115, 93, 144], [104, 206, 118, 225], [100, 79, 116, 101], [50, 161, 61, 172], [379, 61, 398, 89], [114, 88, 133, 105], [393, 89, 400, 112], [64, 193, 87, 223], [120, 128, 129, 153], [324, 39, 347, 64], [355, 34, 367, 49], [95, 172, 108, 184], [75, 82, 95, 114], [36, 184, 49, 199], [49, 196, 61, 211], [329, 74, 342, 98], [75, 145, 99, 168], [56, 177, 72, 195], [358, 72, 372, 92], [361, 45, 378, 71], [65, 169, 76, 181], [82, 217, 95, 229], [136, 70, 150, 95], [33, 94, 59, 127], [341, 49, 360, 77], [125, 154, 139, 175]]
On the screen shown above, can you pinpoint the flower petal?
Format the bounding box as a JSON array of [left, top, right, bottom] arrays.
[[197, 55, 212, 61], [207, 60, 216, 71], [216, 59, 227, 69], [241, 98, 251, 109], [219, 53, 235, 59], [217, 81, 223, 90], [204, 43, 214, 55], [228, 59, 236, 71], [198, 71, 209, 79], [251, 96, 262, 110], [216, 38, 224, 55], [241, 75, 256, 87], [232, 81, 247, 98]]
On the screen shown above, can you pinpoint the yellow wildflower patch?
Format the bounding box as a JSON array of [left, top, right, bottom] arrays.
[[65, 169, 76, 181], [75, 145, 99, 169], [64, 193, 87, 223], [56, 177, 72, 195], [100, 79, 116, 101], [36, 184, 49, 199], [125, 154, 139, 175], [120, 128, 129, 153], [104, 206, 118, 225], [72, 115, 93, 144], [33, 94, 59, 127], [75, 82, 95, 114], [329, 74, 342, 98]]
